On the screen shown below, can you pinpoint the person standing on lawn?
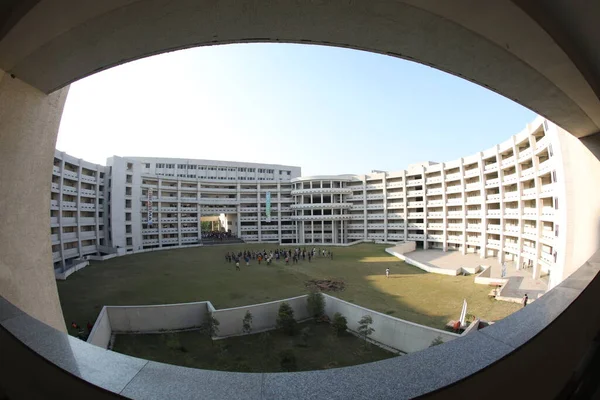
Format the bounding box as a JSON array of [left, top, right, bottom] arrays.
[[385, 267, 390, 278]]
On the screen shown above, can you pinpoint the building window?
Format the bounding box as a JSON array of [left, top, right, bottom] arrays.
[[553, 251, 557, 263], [548, 144, 553, 157], [555, 224, 559, 237], [554, 198, 558, 209], [145, 163, 150, 168], [552, 170, 557, 183]]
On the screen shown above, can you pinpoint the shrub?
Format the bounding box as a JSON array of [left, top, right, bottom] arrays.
[[201, 313, 220, 344], [279, 349, 297, 371], [306, 291, 325, 319], [357, 315, 375, 346], [332, 312, 348, 336], [430, 336, 444, 347], [242, 310, 253, 335], [276, 302, 297, 336]]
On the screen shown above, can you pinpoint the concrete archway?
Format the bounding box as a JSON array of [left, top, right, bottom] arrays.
[[1, 2, 600, 398]]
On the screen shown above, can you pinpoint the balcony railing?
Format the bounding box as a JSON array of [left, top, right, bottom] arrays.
[[518, 147, 532, 160], [485, 178, 500, 186], [405, 179, 424, 187], [407, 213, 424, 218], [536, 136, 549, 151], [521, 167, 535, 177], [445, 173, 461, 181], [484, 162, 498, 171], [501, 156, 516, 166]]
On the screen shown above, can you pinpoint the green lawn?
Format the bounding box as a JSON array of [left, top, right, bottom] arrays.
[[57, 243, 521, 335], [112, 320, 395, 372]]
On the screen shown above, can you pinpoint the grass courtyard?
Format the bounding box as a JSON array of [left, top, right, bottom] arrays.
[[57, 243, 521, 335], [113, 320, 395, 372]]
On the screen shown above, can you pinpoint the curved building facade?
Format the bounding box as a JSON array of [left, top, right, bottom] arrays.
[[51, 117, 569, 288], [290, 117, 564, 287]]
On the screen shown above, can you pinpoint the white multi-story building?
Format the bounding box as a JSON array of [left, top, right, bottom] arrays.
[[105, 157, 301, 250], [291, 117, 564, 287], [51, 117, 569, 288], [50, 151, 109, 270]]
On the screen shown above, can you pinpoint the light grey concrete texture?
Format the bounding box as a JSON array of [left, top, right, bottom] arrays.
[[323, 294, 458, 353], [1, 311, 148, 394], [0, 73, 69, 332], [107, 301, 211, 333], [213, 295, 310, 338], [88, 306, 112, 348], [120, 361, 263, 400], [1, 1, 599, 137]]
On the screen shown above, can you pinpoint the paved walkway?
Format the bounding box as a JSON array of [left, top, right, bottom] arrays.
[[402, 249, 547, 300], [406, 249, 502, 272]]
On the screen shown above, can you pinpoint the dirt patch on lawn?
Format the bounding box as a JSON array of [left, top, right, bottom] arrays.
[[305, 279, 345, 292]]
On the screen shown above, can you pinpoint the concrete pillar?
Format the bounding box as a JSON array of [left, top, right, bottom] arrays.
[[440, 164, 448, 252], [0, 73, 69, 332], [478, 153, 487, 259], [76, 161, 83, 256]]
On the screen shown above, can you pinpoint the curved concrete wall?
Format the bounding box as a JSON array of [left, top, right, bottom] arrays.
[[1, 1, 599, 137]]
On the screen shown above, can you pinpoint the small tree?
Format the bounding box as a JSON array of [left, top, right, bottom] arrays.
[[357, 315, 375, 347], [201, 313, 220, 344], [279, 349, 297, 372], [430, 336, 444, 347], [332, 312, 348, 336], [242, 310, 253, 335], [276, 302, 297, 336], [306, 290, 325, 319]]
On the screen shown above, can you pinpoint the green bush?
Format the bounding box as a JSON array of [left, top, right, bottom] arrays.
[[279, 349, 297, 371], [306, 291, 325, 319], [242, 310, 253, 335], [357, 315, 375, 347], [276, 302, 297, 336], [332, 312, 348, 336]]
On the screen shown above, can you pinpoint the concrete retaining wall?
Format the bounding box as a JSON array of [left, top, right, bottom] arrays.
[[107, 301, 211, 333], [213, 295, 310, 338], [395, 253, 460, 276], [87, 254, 118, 261], [322, 294, 458, 353], [473, 266, 507, 286], [89, 295, 458, 354], [54, 260, 89, 280], [87, 307, 112, 348]]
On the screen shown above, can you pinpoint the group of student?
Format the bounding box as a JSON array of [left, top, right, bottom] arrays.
[[225, 247, 333, 270]]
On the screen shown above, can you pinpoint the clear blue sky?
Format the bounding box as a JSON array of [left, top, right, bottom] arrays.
[[57, 43, 536, 176]]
